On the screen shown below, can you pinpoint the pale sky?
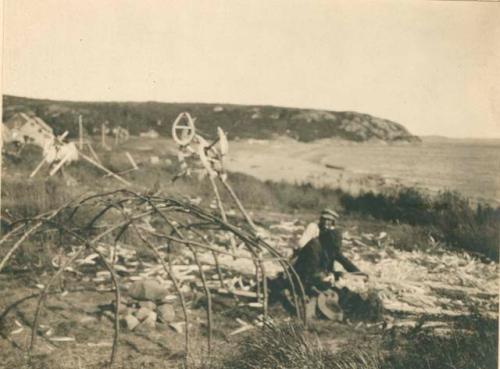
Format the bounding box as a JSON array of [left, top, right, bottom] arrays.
[[2, 0, 500, 138]]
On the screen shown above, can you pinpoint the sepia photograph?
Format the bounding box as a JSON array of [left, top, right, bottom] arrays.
[[0, 1, 499, 368]]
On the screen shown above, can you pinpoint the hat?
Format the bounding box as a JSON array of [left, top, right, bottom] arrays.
[[320, 208, 339, 221]]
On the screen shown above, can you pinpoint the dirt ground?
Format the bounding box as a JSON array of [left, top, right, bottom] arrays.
[[0, 208, 497, 369], [0, 270, 373, 369]]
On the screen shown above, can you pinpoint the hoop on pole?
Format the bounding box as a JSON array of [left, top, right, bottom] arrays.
[[172, 112, 196, 146], [217, 127, 228, 156]]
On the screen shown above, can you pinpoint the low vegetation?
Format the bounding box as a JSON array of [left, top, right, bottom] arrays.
[[341, 188, 500, 260], [2, 143, 499, 261], [208, 314, 497, 369]]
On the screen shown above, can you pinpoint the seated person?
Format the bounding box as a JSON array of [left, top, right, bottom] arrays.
[[292, 211, 365, 295]]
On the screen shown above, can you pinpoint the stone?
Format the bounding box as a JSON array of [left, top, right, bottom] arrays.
[[139, 301, 157, 311], [135, 307, 155, 322], [111, 299, 129, 314], [157, 304, 176, 323], [102, 310, 115, 321], [141, 311, 157, 328], [121, 314, 140, 331], [128, 279, 169, 301], [169, 322, 186, 334]]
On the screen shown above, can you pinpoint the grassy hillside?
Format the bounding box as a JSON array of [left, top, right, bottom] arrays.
[[2, 95, 420, 143]]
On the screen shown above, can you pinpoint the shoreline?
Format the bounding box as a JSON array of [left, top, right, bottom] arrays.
[[226, 138, 500, 206]]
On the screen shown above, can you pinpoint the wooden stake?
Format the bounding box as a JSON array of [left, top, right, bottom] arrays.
[[49, 152, 71, 176], [125, 152, 138, 170], [101, 123, 106, 147], [208, 175, 238, 257], [79, 152, 131, 186], [220, 177, 257, 231], [30, 158, 47, 178], [86, 143, 101, 164], [78, 115, 83, 150]]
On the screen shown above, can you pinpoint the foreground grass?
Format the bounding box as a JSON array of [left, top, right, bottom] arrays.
[[207, 315, 497, 369]]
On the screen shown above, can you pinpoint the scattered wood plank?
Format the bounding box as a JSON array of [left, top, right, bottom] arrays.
[[49, 336, 76, 342], [229, 324, 254, 336], [79, 152, 131, 186], [217, 288, 257, 298], [86, 143, 101, 164], [325, 163, 345, 170], [125, 152, 139, 170]]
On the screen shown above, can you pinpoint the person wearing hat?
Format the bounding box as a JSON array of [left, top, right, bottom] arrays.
[[292, 209, 366, 294], [297, 208, 340, 250]]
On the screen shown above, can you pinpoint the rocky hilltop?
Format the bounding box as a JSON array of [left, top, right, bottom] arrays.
[[3, 95, 420, 143]]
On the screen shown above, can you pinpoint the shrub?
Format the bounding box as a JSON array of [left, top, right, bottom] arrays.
[[341, 189, 500, 260], [207, 314, 497, 369], [384, 313, 498, 369], [214, 322, 340, 369], [267, 181, 342, 212]]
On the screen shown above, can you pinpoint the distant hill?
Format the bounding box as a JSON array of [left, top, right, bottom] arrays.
[[2, 95, 420, 143]]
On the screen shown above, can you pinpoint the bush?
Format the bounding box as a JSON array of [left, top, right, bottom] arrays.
[[384, 313, 498, 369], [267, 181, 342, 212], [207, 314, 497, 369], [214, 322, 339, 369], [341, 189, 500, 260]]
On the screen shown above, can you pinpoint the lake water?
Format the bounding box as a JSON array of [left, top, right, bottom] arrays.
[[318, 138, 500, 204], [229, 137, 500, 205]]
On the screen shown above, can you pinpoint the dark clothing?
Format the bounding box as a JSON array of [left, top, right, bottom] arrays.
[[292, 229, 359, 294]]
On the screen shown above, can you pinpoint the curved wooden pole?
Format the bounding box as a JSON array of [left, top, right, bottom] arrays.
[[188, 246, 213, 356], [0, 223, 43, 273], [89, 246, 121, 366], [30, 247, 85, 355], [133, 226, 190, 365]]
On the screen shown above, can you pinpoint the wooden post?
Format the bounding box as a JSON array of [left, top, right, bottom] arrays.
[[78, 115, 83, 150], [208, 175, 238, 257], [49, 152, 71, 176], [30, 157, 47, 178], [79, 152, 131, 186], [125, 152, 138, 170], [220, 177, 257, 231], [101, 123, 106, 147], [86, 142, 101, 164]]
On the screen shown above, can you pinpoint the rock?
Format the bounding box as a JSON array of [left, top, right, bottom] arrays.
[[141, 311, 157, 328], [135, 307, 155, 322], [111, 299, 129, 314], [121, 315, 140, 331], [102, 310, 115, 321], [157, 304, 176, 323], [139, 301, 157, 311], [80, 316, 98, 325], [128, 279, 169, 301], [169, 322, 186, 334]]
